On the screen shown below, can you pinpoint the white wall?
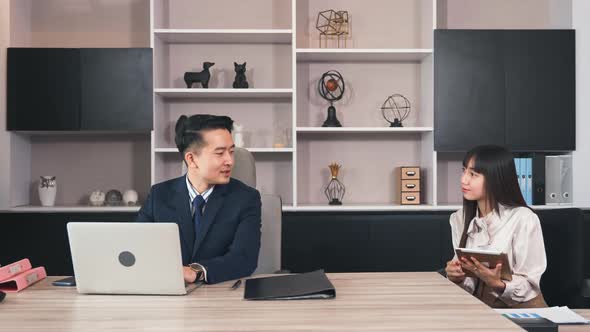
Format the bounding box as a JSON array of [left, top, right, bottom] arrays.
[[0, 0, 9, 209], [17, 0, 149, 47], [573, 0, 590, 206], [440, 0, 570, 29]]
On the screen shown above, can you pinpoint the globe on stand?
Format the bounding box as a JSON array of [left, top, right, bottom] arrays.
[[318, 70, 345, 127], [381, 94, 411, 127]]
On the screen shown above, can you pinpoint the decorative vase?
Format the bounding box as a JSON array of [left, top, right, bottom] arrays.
[[324, 163, 345, 205], [38, 176, 57, 207]]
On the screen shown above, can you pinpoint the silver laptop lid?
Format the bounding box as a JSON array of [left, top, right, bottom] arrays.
[[67, 222, 186, 295]]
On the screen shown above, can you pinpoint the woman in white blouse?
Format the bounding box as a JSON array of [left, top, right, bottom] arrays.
[[445, 145, 548, 308]]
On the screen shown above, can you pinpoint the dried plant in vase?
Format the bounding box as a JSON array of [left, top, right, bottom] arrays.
[[324, 163, 345, 205]]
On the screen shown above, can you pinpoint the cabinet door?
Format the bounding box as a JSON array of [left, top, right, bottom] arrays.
[[504, 30, 575, 151], [369, 217, 443, 272], [7, 48, 81, 131], [282, 214, 372, 273], [434, 30, 506, 151], [80, 48, 153, 131]]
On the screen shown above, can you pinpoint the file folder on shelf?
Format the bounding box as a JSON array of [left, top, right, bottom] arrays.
[[532, 154, 546, 205], [515, 158, 526, 201], [545, 155, 573, 205], [526, 157, 533, 205]]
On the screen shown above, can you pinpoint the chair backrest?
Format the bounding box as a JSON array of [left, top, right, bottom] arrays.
[[232, 147, 256, 187], [231, 147, 282, 275], [537, 208, 584, 307], [254, 194, 282, 274]]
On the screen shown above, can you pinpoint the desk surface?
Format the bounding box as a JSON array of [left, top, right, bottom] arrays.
[[561, 310, 590, 332], [0, 272, 525, 331]]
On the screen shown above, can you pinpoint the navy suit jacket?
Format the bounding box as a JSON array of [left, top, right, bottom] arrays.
[[136, 176, 262, 284]]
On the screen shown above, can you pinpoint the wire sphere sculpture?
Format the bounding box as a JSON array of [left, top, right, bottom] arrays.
[[381, 94, 411, 127]]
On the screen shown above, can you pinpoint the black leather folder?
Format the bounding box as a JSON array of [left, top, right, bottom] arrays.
[[244, 270, 336, 300]]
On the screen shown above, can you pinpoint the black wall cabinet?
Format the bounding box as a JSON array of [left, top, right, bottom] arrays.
[[7, 48, 81, 130], [434, 30, 575, 152], [7, 48, 153, 131]]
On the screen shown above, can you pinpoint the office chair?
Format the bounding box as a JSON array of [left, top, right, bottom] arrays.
[[537, 208, 585, 307], [233, 148, 283, 275]]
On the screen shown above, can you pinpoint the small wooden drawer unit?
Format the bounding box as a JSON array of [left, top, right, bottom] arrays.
[[400, 167, 421, 205]]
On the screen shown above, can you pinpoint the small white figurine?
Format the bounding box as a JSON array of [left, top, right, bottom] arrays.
[[123, 190, 139, 206], [89, 190, 106, 206]]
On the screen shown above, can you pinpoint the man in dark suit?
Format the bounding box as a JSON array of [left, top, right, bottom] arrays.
[[137, 114, 261, 284]]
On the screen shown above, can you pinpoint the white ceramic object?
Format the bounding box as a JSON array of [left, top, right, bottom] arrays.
[[89, 190, 106, 206], [123, 190, 139, 206], [233, 123, 245, 148], [38, 176, 57, 207]]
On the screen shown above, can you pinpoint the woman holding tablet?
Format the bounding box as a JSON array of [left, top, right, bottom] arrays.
[[444, 145, 547, 308]]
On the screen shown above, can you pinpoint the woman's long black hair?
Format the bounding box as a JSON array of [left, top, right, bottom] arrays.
[[459, 145, 528, 247]]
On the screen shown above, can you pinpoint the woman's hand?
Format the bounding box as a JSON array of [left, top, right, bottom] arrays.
[[460, 256, 506, 292], [445, 259, 466, 284]]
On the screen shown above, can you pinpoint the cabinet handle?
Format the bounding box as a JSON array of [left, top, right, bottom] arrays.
[[406, 196, 416, 201], [405, 171, 416, 176], [405, 184, 416, 189]]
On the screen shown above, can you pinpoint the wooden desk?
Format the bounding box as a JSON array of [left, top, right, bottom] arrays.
[[561, 310, 590, 331], [0, 272, 524, 331]]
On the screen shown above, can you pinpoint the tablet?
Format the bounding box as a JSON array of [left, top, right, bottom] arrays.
[[455, 248, 512, 281]]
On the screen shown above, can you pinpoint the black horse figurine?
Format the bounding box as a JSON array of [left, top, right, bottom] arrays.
[[184, 62, 215, 88]]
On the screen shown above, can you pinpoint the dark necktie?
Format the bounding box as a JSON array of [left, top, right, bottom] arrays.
[[192, 195, 206, 238]]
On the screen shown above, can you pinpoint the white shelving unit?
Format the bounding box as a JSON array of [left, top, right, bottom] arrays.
[[296, 48, 433, 62], [148, 0, 439, 211], [154, 88, 293, 99], [296, 127, 434, 133], [154, 29, 293, 44], [150, 0, 295, 205], [5, 205, 142, 213]]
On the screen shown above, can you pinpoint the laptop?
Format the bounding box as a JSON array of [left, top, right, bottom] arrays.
[[67, 222, 198, 295]]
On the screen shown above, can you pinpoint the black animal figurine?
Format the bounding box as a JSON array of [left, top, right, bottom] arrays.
[[184, 62, 215, 88], [232, 62, 249, 89]]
